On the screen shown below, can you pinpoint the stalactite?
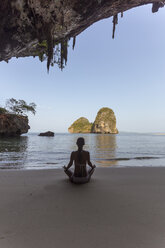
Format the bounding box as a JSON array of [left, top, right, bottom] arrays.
[[60, 41, 64, 70], [152, 2, 164, 13], [112, 14, 118, 39], [46, 28, 53, 73], [60, 39, 68, 70], [63, 39, 68, 66], [72, 36, 76, 50]]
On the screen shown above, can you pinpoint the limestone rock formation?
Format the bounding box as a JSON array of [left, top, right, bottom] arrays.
[[0, 0, 164, 70], [92, 108, 118, 134], [0, 114, 30, 137], [68, 108, 118, 134], [68, 117, 92, 133], [39, 131, 54, 137]]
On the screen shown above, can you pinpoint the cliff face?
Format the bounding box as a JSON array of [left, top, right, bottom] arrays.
[[0, 0, 164, 70], [68, 108, 118, 134], [68, 117, 92, 133], [0, 114, 30, 137], [92, 108, 118, 134]]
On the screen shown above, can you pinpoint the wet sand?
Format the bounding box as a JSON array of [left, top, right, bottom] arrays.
[[0, 167, 165, 248]]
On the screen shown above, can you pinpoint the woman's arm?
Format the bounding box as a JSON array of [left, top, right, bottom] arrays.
[[87, 152, 95, 168], [64, 152, 74, 170]]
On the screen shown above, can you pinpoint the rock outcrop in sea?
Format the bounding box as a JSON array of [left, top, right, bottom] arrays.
[[68, 108, 118, 134], [0, 114, 30, 137], [39, 131, 54, 137], [68, 117, 92, 133], [92, 108, 118, 134]]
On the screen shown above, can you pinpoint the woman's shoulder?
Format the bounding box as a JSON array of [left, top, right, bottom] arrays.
[[82, 150, 89, 154], [71, 151, 77, 157], [72, 150, 89, 155], [71, 151, 77, 154]]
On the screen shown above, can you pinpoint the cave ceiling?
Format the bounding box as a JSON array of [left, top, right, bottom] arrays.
[[0, 0, 164, 70]]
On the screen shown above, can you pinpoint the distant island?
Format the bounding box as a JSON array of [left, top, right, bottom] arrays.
[[68, 107, 118, 134]]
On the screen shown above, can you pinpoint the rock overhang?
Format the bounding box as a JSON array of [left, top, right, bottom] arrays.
[[0, 0, 164, 71]]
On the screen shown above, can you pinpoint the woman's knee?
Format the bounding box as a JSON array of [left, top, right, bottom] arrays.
[[64, 169, 73, 177]]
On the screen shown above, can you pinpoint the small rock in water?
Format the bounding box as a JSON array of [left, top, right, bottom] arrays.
[[38, 131, 54, 137]]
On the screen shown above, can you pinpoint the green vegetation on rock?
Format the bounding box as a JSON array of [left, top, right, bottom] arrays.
[[68, 107, 118, 134], [0, 107, 8, 114], [36, 38, 69, 72], [68, 117, 92, 133], [94, 107, 116, 126], [92, 107, 118, 134]]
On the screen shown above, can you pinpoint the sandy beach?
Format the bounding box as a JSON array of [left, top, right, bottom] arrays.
[[0, 167, 165, 248]]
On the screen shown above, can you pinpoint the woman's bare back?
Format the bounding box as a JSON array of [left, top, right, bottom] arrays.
[[64, 137, 95, 183], [72, 150, 90, 177]]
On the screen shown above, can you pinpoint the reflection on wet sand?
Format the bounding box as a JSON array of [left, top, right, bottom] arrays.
[[93, 134, 118, 167], [0, 136, 28, 169]]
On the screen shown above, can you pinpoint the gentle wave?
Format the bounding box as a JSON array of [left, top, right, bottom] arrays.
[[96, 156, 161, 162]]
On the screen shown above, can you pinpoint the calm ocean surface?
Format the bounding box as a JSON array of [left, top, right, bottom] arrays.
[[0, 132, 165, 170]]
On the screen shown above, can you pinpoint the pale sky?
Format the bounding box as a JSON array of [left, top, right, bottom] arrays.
[[0, 4, 165, 133]]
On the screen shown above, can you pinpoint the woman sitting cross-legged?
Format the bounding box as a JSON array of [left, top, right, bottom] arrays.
[[64, 137, 96, 184]]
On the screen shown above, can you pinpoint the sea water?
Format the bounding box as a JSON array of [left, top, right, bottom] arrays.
[[0, 132, 165, 170]]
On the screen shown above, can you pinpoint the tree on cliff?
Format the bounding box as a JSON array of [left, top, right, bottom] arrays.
[[6, 98, 36, 116], [0, 107, 8, 114]]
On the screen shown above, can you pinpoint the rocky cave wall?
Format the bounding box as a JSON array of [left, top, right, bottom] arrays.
[[0, 0, 164, 70]]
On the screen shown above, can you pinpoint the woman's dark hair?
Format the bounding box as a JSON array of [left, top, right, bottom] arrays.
[[76, 137, 85, 163], [76, 137, 85, 146]]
